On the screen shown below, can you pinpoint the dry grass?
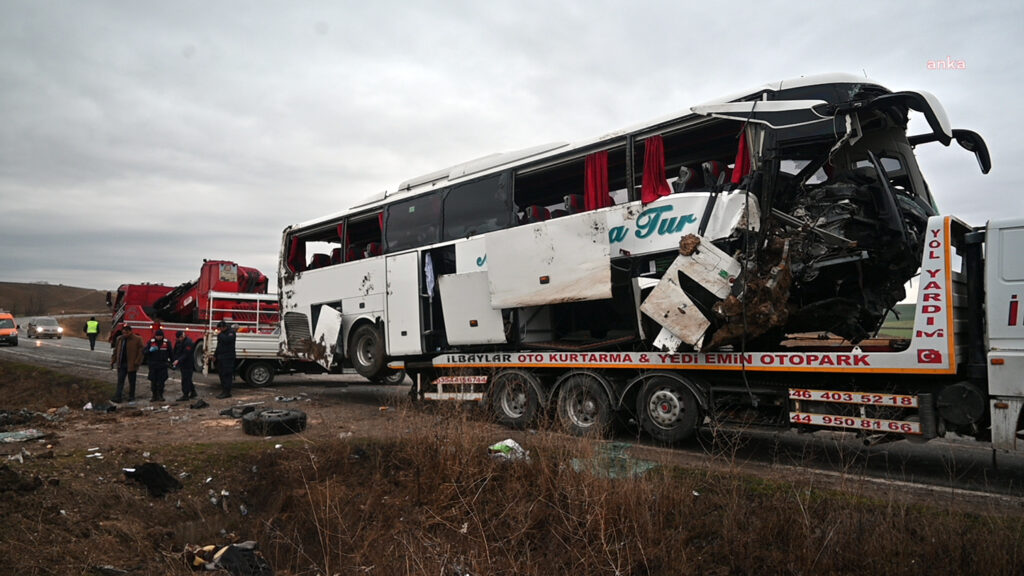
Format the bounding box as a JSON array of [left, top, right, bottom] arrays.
[[1, 363, 1022, 575]]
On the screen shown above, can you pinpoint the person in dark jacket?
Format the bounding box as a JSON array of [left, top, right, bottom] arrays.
[[110, 325, 144, 403], [171, 330, 197, 402], [215, 320, 236, 399], [144, 329, 173, 402]]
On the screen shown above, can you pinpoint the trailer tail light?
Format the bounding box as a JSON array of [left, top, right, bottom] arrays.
[[993, 402, 1009, 410], [539, 275, 550, 285], [991, 358, 1005, 365]]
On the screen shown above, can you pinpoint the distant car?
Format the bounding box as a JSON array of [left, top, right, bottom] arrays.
[[27, 317, 63, 339], [0, 311, 17, 346]]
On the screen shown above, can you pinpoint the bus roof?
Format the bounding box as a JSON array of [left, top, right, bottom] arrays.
[[288, 72, 886, 232]]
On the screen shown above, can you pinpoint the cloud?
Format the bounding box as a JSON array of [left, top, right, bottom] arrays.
[[0, 0, 1020, 290]]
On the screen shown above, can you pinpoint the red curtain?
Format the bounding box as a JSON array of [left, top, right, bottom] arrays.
[[584, 151, 611, 211], [641, 136, 671, 204], [731, 130, 751, 184], [287, 236, 305, 272]]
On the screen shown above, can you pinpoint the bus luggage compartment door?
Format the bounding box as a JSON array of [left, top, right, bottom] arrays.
[[385, 251, 423, 356]]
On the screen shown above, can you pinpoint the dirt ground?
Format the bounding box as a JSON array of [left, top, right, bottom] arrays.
[[2, 347, 1023, 575]]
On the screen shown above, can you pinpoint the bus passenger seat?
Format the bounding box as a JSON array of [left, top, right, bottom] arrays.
[[522, 205, 551, 223], [330, 248, 342, 264], [564, 194, 584, 214], [346, 246, 361, 262], [550, 209, 568, 219], [308, 253, 331, 269], [364, 242, 382, 258]]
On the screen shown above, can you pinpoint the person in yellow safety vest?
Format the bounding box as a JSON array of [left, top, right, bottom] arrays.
[[83, 317, 100, 350]]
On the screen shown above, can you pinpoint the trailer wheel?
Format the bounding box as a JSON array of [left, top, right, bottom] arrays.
[[636, 377, 700, 443], [491, 369, 541, 429], [243, 361, 275, 388], [350, 324, 385, 380], [557, 374, 611, 437], [242, 409, 307, 436], [374, 369, 406, 385]]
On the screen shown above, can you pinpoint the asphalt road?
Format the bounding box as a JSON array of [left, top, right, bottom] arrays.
[[3, 327, 1023, 500]]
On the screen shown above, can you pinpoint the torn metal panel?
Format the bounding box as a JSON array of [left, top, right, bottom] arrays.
[[311, 306, 343, 370], [486, 211, 611, 308], [641, 235, 741, 350], [438, 271, 507, 346], [640, 280, 709, 352]]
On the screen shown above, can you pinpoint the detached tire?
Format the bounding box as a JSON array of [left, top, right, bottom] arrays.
[[243, 361, 275, 387], [350, 324, 385, 380], [242, 409, 307, 436]]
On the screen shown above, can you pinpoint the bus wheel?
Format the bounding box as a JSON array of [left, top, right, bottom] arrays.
[[351, 324, 385, 380], [557, 374, 611, 437], [637, 377, 700, 443], [244, 361, 275, 388], [491, 369, 541, 429]]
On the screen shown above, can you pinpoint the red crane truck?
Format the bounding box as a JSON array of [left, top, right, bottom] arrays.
[[109, 260, 279, 369]]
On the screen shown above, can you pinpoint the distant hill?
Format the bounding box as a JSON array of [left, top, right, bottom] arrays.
[[0, 282, 108, 316], [878, 303, 916, 338]]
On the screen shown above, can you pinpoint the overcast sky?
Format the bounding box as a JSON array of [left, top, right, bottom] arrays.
[[1, 0, 1019, 291]]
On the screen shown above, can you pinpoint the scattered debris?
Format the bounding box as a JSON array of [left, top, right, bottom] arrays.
[[570, 443, 657, 479], [241, 409, 307, 436], [0, 429, 45, 443], [190, 399, 209, 410], [185, 541, 273, 576], [0, 463, 43, 492], [273, 396, 299, 402], [88, 565, 129, 575], [123, 462, 183, 497], [219, 406, 256, 419], [0, 408, 39, 428], [83, 401, 117, 413], [488, 439, 529, 461]]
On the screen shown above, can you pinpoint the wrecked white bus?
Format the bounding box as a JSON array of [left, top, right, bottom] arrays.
[[276, 73, 1022, 452]]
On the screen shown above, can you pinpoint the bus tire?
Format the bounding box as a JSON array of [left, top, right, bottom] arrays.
[[350, 324, 386, 380], [636, 377, 700, 444], [243, 361, 275, 388], [242, 409, 307, 436], [491, 369, 541, 429], [556, 374, 611, 437]]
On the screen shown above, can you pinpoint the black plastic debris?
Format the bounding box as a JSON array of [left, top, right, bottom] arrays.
[[123, 462, 182, 497], [190, 398, 209, 410], [219, 405, 256, 419], [186, 541, 273, 576], [0, 463, 43, 492]]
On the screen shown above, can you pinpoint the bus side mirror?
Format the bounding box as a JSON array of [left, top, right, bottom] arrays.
[[952, 129, 991, 175]]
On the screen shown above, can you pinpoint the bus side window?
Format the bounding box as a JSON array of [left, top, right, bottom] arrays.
[[443, 173, 510, 240], [386, 192, 442, 253]]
